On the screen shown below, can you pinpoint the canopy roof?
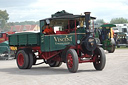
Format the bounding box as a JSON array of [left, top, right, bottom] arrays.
[[40, 10, 96, 21], [101, 24, 116, 28], [41, 15, 96, 21]]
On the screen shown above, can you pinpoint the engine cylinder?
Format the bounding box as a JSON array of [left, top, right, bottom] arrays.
[[81, 37, 97, 54]]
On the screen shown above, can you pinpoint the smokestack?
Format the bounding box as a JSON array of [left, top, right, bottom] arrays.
[[84, 12, 91, 30]]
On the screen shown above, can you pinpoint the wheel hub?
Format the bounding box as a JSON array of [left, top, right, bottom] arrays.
[[18, 53, 24, 66], [67, 54, 73, 68]]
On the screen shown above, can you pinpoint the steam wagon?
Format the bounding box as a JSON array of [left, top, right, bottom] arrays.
[[9, 11, 106, 73], [95, 24, 116, 53]]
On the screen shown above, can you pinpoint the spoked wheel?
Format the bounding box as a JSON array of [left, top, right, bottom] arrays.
[[49, 60, 62, 67], [93, 47, 106, 70], [16, 50, 29, 69], [66, 49, 78, 73]]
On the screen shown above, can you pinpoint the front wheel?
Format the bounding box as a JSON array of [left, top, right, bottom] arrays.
[[93, 47, 106, 70], [66, 49, 78, 73]]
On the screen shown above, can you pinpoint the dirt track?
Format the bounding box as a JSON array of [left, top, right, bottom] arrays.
[[0, 49, 128, 85]]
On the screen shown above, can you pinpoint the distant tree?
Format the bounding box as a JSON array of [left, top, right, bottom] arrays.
[[35, 21, 39, 25], [14, 22, 20, 25], [0, 10, 9, 21], [13, 21, 39, 25], [95, 19, 105, 25], [0, 10, 9, 30], [110, 17, 128, 24], [94, 19, 105, 28]]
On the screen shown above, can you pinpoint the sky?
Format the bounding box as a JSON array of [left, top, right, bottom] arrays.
[[0, 0, 128, 22]]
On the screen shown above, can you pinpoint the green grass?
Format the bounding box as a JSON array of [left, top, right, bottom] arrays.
[[116, 46, 128, 49]]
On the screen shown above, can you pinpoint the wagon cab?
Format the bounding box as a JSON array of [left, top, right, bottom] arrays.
[[9, 10, 106, 73]]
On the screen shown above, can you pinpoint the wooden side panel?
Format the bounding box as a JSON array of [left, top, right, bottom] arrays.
[[9, 32, 40, 46]]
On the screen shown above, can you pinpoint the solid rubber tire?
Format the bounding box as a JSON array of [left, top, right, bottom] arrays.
[[93, 47, 106, 70], [26, 50, 34, 69], [66, 49, 78, 73], [108, 45, 115, 53], [16, 50, 29, 69]]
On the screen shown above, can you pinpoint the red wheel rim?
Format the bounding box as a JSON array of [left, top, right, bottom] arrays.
[[67, 54, 73, 68], [18, 53, 24, 66]]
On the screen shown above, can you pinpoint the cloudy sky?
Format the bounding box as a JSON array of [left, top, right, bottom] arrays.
[[0, 0, 128, 22]]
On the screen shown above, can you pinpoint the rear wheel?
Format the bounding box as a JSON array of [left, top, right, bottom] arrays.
[[93, 47, 106, 70], [26, 49, 34, 69], [49, 61, 62, 67], [108, 45, 115, 53], [16, 50, 29, 69], [66, 49, 78, 73]]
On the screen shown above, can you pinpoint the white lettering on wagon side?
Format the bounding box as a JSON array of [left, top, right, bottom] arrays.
[[54, 35, 72, 45]]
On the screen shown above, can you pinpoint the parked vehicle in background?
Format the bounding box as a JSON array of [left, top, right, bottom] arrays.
[[112, 27, 119, 33], [125, 32, 128, 43], [0, 32, 15, 60], [116, 32, 128, 48], [111, 24, 128, 48], [114, 24, 128, 33]]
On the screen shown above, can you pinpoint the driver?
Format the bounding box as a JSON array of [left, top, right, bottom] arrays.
[[43, 19, 55, 35], [43, 24, 55, 35]]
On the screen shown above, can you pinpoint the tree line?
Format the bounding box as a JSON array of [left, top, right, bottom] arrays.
[[0, 9, 128, 31], [95, 18, 128, 25], [0, 10, 39, 31], [9, 21, 39, 25]]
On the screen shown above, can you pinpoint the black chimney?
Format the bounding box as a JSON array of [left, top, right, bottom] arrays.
[[84, 12, 91, 30]]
